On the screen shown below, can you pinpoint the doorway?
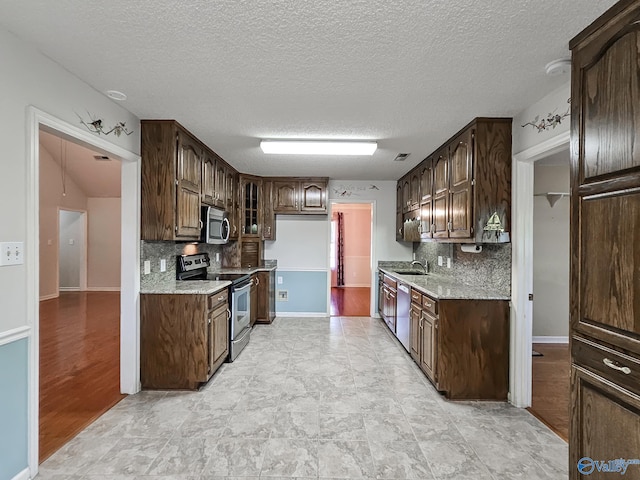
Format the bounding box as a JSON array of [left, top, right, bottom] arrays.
[[528, 147, 570, 440], [38, 129, 125, 462], [58, 209, 86, 292], [329, 203, 373, 316]]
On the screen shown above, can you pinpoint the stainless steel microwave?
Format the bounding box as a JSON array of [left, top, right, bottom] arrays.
[[201, 206, 230, 244]]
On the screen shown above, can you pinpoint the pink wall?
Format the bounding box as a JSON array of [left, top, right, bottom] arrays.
[[331, 204, 372, 287]]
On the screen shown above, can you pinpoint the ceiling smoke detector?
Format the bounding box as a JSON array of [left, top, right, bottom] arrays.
[[93, 155, 111, 161], [545, 58, 571, 76], [393, 153, 410, 161]]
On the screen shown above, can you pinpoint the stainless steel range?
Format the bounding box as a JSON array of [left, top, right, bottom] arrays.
[[177, 253, 251, 362]]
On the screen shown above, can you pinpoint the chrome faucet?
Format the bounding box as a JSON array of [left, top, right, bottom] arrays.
[[410, 260, 428, 274]]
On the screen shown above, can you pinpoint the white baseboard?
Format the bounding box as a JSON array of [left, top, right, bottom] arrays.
[[275, 312, 329, 318], [39, 293, 58, 301], [59, 287, 80, 292], [86, 286, 121, 292], [12, 467, 30, 480], [533, 336, 569, 344]]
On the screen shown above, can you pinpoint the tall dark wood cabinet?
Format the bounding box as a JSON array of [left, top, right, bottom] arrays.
[[570, 2, 640, 477]]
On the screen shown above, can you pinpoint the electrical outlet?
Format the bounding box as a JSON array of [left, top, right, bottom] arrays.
[[160, 259, 166, 272], [144, 260, 151, 275], [412, 252, 416, 260], [215, 252, 220, 262], [277, 290, 288, 301], [277, 276, 283, 285], [446, 257, 452, 268], [437, 256, 443, 267], [68, 238, 75, 245], [0, 242, 24, 266]]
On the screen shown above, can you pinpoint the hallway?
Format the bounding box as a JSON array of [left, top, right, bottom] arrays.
[[39, 291, 124, 462], [38, 316, 567, 479]]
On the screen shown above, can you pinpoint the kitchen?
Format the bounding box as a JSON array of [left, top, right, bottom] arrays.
[[0, 1, 635, 479]]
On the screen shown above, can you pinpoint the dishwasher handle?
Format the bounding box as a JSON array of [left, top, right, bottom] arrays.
[[398, 284, 410, 294]]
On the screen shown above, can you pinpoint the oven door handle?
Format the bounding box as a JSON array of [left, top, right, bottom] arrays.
[[234, 281, 252, 294]]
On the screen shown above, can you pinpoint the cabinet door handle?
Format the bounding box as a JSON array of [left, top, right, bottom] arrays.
[[226, 308, 231, 320], [603, 358, 631, 375], [199, 220, 204, 229], [425, 302, 433, 308], [217, 295, 225, 302], [255, 277, 260, 286]]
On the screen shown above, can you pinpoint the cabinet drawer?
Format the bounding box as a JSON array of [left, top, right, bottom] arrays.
[[411, 289, 422, 305], [573, 335, 640, 397], [422, 295, 437, 315], [383, 275, 397, 289], [208, 289, 228, 311]]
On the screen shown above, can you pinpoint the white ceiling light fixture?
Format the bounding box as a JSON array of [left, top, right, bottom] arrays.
[[106, 89, 127, 101], [260, 140, 377, 156]]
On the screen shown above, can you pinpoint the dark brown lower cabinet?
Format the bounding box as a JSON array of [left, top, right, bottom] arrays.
[[250, 274, 258, 327], [141, 289, 229, 390], [256, 269, 276, 324], [408, 289, 508, 400]]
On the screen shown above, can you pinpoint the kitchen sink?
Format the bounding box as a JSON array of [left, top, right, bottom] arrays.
[[392, 269, 428, 276]]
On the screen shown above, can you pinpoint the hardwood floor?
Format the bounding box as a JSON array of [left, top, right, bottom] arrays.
[[528, 343, 569, 441], [330, 286, 370, 317], [39, 291, 125, 463]]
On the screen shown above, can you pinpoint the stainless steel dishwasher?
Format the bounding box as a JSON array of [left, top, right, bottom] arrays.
[[396, 282, 411, 352]]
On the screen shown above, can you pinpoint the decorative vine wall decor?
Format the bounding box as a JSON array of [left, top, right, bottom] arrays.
[[521, 98, 571, 133], [77, 113, 134, 137], [333, 184, 379, 197]]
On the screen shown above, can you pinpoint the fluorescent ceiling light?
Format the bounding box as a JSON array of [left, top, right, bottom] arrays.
[[260, 140, 377, 155]]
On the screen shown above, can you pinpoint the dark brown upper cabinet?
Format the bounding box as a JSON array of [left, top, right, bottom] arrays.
[[141, 120, 204, 241], [431, 148, 449, 239], [448, 129, 473, 239], [419, 157, 433, 240], [201, 151, 216, 206], [213, 157, 226, 209], [397, 117, 511, 244], [226, 169, 239, 240], [240, 175, 262, 237], [271, 178, 328, 214], [262, 180, 276, 241]]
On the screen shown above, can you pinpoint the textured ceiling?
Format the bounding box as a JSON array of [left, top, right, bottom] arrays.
[[1, 1, 617, 180], [40, 130, 121, 198]]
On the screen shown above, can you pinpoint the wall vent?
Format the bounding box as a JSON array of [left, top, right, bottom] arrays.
[[393, 153, 410, 161]]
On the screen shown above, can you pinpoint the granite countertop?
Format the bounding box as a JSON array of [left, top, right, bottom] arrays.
[[141, 280, 231, 295], [378, 267, 510, 301]]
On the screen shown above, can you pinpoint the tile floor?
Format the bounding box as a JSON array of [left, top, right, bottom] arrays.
[[37, 316, 568, 479]]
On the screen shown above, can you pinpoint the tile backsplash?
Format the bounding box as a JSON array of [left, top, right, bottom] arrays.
[[413, 242, 511, 295], [140, 241, 223, 287]]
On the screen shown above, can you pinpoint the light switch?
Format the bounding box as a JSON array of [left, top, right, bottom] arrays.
[[160, 259, 166, 272], [215, 252, 220, 262], [144, 260, 151, 274], [47, 239, 53, 246], [437, 256, 443, 267], [68, 239, 75, 245], [0, 242, 24, 266], [446, 257, 452, 268], [277, 276, 283, 285]]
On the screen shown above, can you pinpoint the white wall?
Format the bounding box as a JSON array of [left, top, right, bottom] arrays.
[[87, 198, 121, 290], [0, 26, 139, 334], [264, 215, 329, 270], [533, 163, 570, 337], [513, 81, 570, 155], [39, 145, 88, 298]]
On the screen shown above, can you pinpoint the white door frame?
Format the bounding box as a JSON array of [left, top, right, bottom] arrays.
[[510, 130, 570, 407], [27, 107, 140, 474], [327, 200, 376, 316], [57, 207, 88, 292]]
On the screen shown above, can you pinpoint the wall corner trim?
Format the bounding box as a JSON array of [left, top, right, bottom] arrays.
[[11, 467, 30, 480], [0, 326, 31, 347]]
